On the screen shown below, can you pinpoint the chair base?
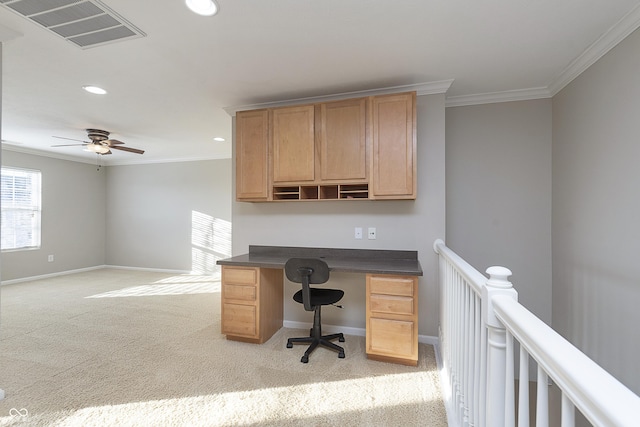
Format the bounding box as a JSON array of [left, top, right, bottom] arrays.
[[287, 306, 345, 363], [287, 333, 345, 363]]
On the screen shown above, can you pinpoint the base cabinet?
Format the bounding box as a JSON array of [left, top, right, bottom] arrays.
[[366, 274, 418, 366], [221, 266, 283, 343]]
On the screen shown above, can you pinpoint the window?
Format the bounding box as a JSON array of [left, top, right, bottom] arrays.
[[1, 167, 42, 251]]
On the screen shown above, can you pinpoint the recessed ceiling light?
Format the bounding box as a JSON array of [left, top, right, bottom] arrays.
[[186, 0, 219, 16], [82, 85, 107, 95], [213, 137, 225, 142]]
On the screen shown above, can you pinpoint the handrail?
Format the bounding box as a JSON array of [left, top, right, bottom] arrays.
[[433, 238, 486, 294], [435, 238, 640, 427], [492, 295, 640, 427]]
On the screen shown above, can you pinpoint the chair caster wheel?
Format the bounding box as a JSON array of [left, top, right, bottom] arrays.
[[301, 355, 309, 363], [338, 352, 345, 359], [286, 342, 293, 348], [339, 336, 345, 342]]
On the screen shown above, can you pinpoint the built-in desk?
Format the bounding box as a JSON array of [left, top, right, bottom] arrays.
[[217, 246, 423, 365]]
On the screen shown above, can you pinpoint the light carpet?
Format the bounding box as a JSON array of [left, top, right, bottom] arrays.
[[0, 269, 447, 426]]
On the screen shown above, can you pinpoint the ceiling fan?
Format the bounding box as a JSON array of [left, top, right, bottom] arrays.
[[52, 129, 145, 155]]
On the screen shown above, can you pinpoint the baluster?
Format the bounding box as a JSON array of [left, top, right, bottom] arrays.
[[463, 280, 471, 425], [518, 348, 530, 427], [473, 293, 481, 425], [536, 367, 549, 427], [505, 331, 515, 427], [561, 393, 575, 427]]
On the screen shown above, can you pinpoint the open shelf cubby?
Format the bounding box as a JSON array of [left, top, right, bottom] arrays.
[[273, 184, 368, 201], [339, 184, 369, 199], [272, 186, 300, 200]]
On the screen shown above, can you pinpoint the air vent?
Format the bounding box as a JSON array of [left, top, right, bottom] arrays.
[[0, 0, 145, 48]]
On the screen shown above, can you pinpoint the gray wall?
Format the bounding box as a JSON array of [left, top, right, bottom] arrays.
[[1, 154, 232, 281], [445, 99, 553, 323], [553, 27, 640, 394], [1, 150, 106, 281], [231, 93, 446, 336], [105, 160, 232, 274]]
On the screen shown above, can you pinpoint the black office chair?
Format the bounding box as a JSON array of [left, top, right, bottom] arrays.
[[285, 258, 345, 363]]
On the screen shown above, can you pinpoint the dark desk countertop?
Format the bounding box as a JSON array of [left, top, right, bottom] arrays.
[[216, 245, 423, 276]]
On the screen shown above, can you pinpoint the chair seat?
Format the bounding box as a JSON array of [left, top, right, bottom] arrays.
[[293, 288, 344, 307]]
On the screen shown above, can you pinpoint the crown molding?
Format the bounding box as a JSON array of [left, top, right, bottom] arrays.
[[446, 87, 552, 108], [2, 143, 97, 165], [548, 2, 640, 96], [223, 80, 454, 116], [447, 3, 640, 107], [2, 143, 229, 166]]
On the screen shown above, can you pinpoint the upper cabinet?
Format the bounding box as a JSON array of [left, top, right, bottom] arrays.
[[235, 91, 416, 202], [272, 105, 315, 183], [318, 98, 367, 182], [236, 109, 270, 201], [371, 92, 416, 199]]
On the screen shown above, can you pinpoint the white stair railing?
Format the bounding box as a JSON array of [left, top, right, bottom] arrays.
[[434, 239, 640, 427]]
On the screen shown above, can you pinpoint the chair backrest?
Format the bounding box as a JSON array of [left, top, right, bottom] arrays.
[[284, 258, 330, 284], [285, 258, 330, 311]]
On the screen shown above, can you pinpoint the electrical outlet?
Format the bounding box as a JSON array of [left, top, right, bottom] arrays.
[[48, 254, 54, 262], [368, 227, 376, 240], [355, 227, 363, 239]]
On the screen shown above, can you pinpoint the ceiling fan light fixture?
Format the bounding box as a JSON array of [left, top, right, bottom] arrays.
[[84, 144, 110, 154], [82, 85, 107, 95], [186, 0, 219, 16]]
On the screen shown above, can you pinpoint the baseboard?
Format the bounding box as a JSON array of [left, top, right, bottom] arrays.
[[1, 265, 206, 286], [283, 320, 366, 337], [282, 320, 438, 345], [105, 265, 193, 275], [1, 265, 106, 286]]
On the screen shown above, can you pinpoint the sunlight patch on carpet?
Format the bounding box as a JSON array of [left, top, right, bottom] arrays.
[[85, 276, 221, 298], [1, 372, 439, 426]]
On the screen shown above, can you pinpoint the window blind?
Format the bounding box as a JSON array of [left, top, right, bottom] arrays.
[[1, 167, 42, 251]]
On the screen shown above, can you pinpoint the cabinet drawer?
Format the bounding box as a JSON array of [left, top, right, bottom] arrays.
[[223, 267, 257, 285], [223, 284, 256, 302], [370, 294, 414, 315], [222, 303, 257, 337], [369, 275, 414, 296], [368, 317, 415, 358]]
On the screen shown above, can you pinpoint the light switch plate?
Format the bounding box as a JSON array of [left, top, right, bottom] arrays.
[[368, 227, 376, 240], [355, 227, 363, 239]]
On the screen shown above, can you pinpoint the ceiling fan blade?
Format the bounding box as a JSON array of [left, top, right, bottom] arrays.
[[52, 143, 88, 147], [104, 139, 125, 146], [53, 136, 89, 143], [112, 145, 145, 154]]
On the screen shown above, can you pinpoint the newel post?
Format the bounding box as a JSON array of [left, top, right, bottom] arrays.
[[482, 266, 517, 427]]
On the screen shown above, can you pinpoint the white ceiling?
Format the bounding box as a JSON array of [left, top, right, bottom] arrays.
[[1, 0, 640, 165]]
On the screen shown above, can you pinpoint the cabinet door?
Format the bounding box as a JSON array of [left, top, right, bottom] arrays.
[[318, 98, 367, 182], [221, 266, 259, 340], [236, 110, 269, 200], [366, 274, 418, 365], [221, 266, 283, 344], [272, 105, 315, 183], [371, 92, 416, 199]]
